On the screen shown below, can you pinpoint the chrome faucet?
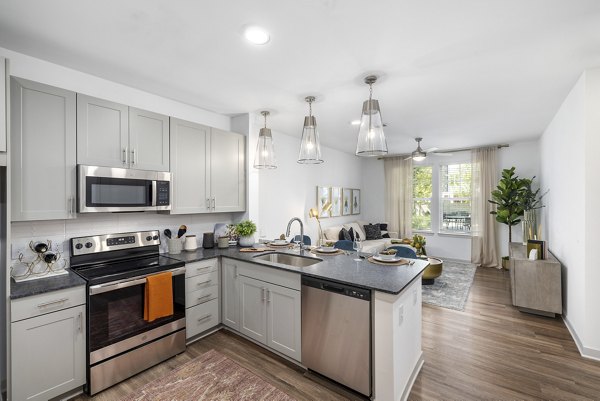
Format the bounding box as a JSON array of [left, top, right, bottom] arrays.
[[286, 217, 305, 252]]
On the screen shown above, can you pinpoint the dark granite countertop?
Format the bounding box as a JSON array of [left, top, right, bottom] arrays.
[[11, 269, 86, 300], [165, 246, 429, 295]]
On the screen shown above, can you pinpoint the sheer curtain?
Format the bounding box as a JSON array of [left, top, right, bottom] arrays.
[[384, 157, 413, 238], [471, 147, 499, 268]]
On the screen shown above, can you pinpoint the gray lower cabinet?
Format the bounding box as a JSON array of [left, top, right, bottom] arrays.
[[11, 77, 77, 221], [231, 259, 301, 361], [77, 95, 169, 171], [221, 258, 240, 330], [185, 259, 220, 339], [170, 118, 245, 214], [11, 286, 86, 401]]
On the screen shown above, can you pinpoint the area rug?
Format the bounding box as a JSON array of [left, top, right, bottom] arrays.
[[120, 349, 296, 401], [421, 258, 477, 311]]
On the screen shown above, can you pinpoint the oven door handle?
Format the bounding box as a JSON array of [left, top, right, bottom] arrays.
[[89, 266, 186, 295]]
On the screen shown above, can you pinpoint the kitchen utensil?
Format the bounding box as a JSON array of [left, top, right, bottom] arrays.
[[202, 232, 215, 249], [164, 229, 172, 239], [184, 235, 197, 251], [177, 225, 187, 238]]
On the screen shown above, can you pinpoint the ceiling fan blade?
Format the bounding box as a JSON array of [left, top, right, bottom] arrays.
[[431, 152, 453, 157], [424, 147, 438, 153]]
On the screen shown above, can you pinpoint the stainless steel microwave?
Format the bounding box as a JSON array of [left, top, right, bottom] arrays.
[[77, 165, 171, 213]]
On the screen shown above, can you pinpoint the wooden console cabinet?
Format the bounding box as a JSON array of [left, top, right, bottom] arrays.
[[509, 243, 562, 317]]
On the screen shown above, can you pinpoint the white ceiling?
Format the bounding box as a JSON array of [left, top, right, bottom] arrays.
[[1, 0, 600, 155]]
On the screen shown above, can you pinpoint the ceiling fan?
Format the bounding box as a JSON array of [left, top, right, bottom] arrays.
[[404, 137, 452, 161]]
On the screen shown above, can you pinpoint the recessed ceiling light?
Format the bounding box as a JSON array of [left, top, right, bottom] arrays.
[[350, 120, 361, 125], [244, 26, 270, 45]]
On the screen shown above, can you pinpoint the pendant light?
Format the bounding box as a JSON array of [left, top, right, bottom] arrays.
[[253, 111, 277, 169], [355, 75, 388, 157], [298, 96, 324, 164]]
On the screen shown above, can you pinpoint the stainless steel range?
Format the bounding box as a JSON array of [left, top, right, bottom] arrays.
[[70, 230, 186, 395]]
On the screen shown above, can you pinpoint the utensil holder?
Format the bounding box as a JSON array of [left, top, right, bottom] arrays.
[[202, 232, 215, 249], [167, 238, 183, 254], [217, 236, 229, 249]]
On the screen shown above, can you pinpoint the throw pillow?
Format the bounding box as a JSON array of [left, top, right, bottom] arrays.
[[339, 228, 354, 241], [343, 222, 366, 242], [378, 223, 388, 231], [363, 224, 383, 240], [382, 232, 390, 238]]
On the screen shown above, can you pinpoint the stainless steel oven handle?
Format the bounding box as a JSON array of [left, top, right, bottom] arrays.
[[89, 266, 186, 295]]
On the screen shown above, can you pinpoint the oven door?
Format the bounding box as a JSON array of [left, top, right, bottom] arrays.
[[87, 267, 186, 365], [77, 165, 170, 213]]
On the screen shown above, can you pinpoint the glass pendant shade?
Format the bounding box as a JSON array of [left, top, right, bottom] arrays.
[[298, 116, 323, 164], [355, 98, 388, 156], [253, 126, 277, 169]]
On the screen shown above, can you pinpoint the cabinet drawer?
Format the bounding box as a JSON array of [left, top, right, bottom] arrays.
[[186, 270, 219, 293], [236, 260, 300, 291], [186, 299, 219, 339], [186, 284, 219, 308], [185, 259, 218, 278], [11, 286, 86, 322]]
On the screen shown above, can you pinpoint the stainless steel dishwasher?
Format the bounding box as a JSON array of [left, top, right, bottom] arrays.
[[301, 276, 371, 397]]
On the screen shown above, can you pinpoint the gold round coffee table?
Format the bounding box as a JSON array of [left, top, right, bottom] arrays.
[[422, 257, 443, 285]]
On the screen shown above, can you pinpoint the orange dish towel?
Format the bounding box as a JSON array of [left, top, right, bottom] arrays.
[[144, 271, 174, 322]]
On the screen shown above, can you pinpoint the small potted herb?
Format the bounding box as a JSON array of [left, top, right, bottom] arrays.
[[235, 220, 257, 247]]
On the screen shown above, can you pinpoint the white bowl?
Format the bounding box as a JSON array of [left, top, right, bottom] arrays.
[[272, 240, 288, 245], [320, 246, 336, 252], [378, 252, 397, 261]]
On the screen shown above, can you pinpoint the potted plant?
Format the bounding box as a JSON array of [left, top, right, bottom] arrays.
[[235, 220, 257, 247], [411, 234, 427, 257], [519, 177, 548, 244]]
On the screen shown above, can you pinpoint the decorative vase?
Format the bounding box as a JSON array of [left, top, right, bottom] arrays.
[[522, 209, 538, 245], [238, 235, 255, 247]]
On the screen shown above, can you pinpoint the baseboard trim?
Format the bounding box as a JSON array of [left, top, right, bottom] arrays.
[[562, 315, 600, 361], [400, 351, 424, 401]]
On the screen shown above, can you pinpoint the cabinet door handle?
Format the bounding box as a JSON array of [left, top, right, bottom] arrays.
[[131, 148, 136, 166], [211, 197, 215, 210], [206, 198, 210, 209], [122, 147, 128, 165], [267, 289, 271, 303], [262, 287, 266, 301], [234, 266, 238, 278], [37, 298, 69, 309], [196, 266, 211, 273], [197, 314, 212, 323], [72, 196, 76, 216], [197, 294, 212, 303], [77, 312, 83, 332], [196, 279, 212, 286]]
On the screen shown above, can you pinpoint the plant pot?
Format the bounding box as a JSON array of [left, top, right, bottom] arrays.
[[501, 257, 510, 270], [217, 236, 229, 249], [522, 209, 538, 245], [238, 235, 255, 247]]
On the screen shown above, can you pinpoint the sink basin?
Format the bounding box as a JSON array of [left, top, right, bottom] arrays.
[[253, 252, 322, 267]]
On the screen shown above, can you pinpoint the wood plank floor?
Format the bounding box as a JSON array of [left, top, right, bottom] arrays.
[[71, 267, 600, 401]]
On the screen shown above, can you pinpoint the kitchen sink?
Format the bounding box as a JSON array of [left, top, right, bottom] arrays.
[[253, 252, 322, 267]]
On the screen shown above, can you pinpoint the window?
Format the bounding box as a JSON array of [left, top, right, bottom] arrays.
[[440, 163, 472, 233], [412, 166, 432, 231]]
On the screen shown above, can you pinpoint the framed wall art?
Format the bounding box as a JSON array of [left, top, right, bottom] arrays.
[[330, 187, 342, 217], [351, 189, 361, 215], [317, 186, 331, 218], [342, 188, 352, 216]]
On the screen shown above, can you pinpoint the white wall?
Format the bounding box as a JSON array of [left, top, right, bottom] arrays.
[[360, 141, 541, 261], [541, 68, 600, 359], [256, 131, 363, 243]]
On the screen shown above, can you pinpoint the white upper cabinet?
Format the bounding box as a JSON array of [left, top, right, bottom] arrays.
[[77, 94, 129, 168], [129, 107, 169, 171], [170, 119, 246, 214], [11, 77, 77, 221], [77, 95, 169, 171], [210, 128, 245, 212], [170, 118, 210, 214]]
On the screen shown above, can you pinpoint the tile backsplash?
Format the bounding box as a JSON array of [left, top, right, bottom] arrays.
[[11, 212, 235, 261]]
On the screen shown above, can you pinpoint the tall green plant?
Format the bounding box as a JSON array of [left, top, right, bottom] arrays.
[[489, 167, 527, 243], [520, 176, 548, 210]]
